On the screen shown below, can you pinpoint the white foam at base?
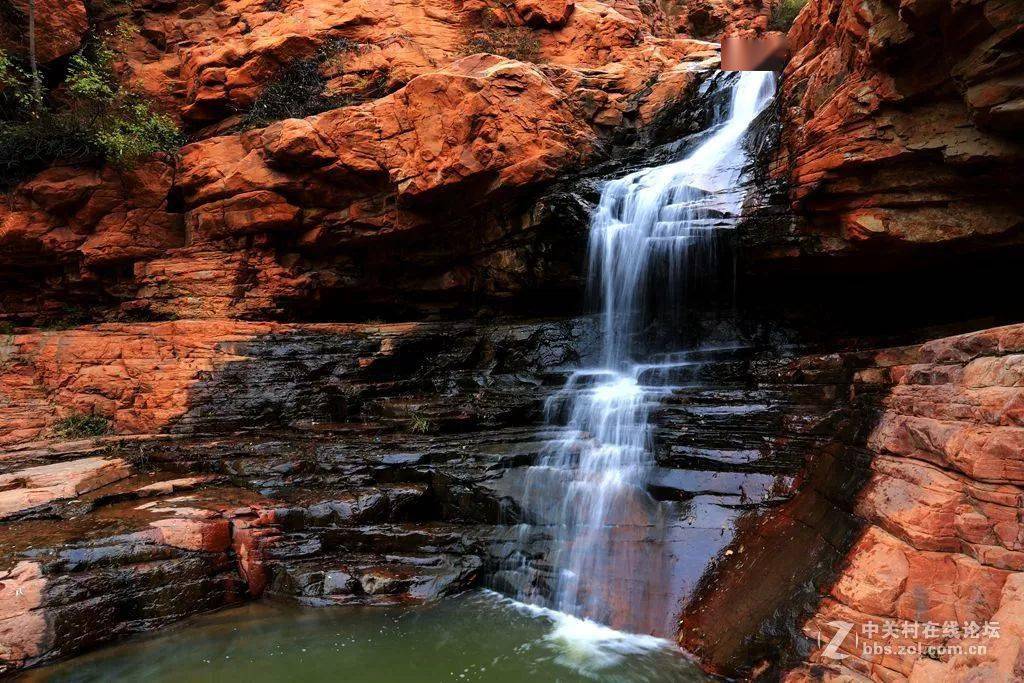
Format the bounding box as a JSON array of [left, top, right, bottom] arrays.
[[480, 590, 673, 676]]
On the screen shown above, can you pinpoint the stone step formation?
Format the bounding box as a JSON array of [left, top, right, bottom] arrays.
[[3, 321, 1023, 680]]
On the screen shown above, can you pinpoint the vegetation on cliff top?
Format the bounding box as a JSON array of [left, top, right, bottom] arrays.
[[463, 17, 541, 63], [241, 40, 389, 130], [0, 25, 180, 186], [768, 0, 808, 30]]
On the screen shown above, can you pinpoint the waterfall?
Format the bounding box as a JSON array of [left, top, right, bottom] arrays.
[[506, 71, 777, 633], [592, 70, 777, 366]]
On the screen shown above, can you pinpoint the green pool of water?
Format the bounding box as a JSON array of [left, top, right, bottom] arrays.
[[26, 591, 710, 682]]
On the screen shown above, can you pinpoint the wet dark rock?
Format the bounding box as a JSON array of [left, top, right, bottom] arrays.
[[5, 310, 1013, 680]]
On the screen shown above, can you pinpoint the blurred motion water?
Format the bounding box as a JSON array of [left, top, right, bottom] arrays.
[[508, 71, 777, 632]]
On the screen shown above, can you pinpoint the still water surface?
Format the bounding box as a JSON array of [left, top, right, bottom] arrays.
[[26, 591, 709, 682]]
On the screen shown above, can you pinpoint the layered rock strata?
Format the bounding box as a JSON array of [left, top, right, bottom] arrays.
[[744, 0, 1024, 270], [0, 316, 595, 672], [4, 317, 1024, 681], [1, 0, 721, 325], [786, 324, 1024, 681], [678, 323, 1024, 682], [0, 318, 597, 447]]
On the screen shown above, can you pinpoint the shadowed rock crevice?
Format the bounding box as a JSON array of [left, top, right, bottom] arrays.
[[675, 358, 882, 678]]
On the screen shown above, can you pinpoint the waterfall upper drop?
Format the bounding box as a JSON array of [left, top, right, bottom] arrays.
[[591, 70, 778, 366], [505, 70, 777, 634]]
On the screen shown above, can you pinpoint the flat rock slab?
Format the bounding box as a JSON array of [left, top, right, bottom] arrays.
[[0, 457, 132, 520]]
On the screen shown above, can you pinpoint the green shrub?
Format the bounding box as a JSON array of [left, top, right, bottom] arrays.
[[409, 412, 434, 434], [52, 413, 111, 439], [768, 0, 808, 31], [463, 18, 541, 63], [66, 45, 117, 100], [0, 49, 41, 113], [0, 115, 94, 176], [93, 101, 181, 168], [0, 31, 182, 186], [241, 40, 386, 129], [0, 104, 181, 185]]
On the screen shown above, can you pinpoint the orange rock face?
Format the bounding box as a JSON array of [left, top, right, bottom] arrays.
[[660, 0, 769, 40], [763, 0, 1024, 263], [1, 0, 720, 325], [674, 323, 1024, 682], [112, 0, 713, 128], [0, 320, 425, 446], [0, 562, 48, 671], [150, 511, 233, 553], [0, 0, 88, 63], [180, 55, 597, 208], [785, 323, 1024, 681], [515, 0, 575, 27], [2, 26, 716, 322], [0, 457, 132, 519], [150, 0, 475, 124], [0, 160, 182, 322]]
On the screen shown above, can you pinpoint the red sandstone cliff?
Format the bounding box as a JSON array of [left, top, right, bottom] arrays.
[[1, 0, 1024, 678], [770, 7, 1024, 678], [1, 0, 720, 325], [661, 0, 771, 40], [689, 0, 1024, 679], [757, 0, 1024, 266], [784, 325, 1024, 681]]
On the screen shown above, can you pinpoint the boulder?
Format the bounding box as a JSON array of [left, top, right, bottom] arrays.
[[661, 0, 769, 40], [515, 0, 575, 27]]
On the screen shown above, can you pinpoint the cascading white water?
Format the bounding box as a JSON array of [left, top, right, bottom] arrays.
[[510, 70, 777, 632], [592, 70, 777, 365]]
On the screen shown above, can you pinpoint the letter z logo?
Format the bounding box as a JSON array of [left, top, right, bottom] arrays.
[[820, 620, 854, 660]]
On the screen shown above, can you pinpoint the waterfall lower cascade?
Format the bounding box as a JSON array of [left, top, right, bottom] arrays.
[[508, 70, 777, 634]]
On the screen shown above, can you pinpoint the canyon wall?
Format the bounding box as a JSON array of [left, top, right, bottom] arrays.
[[743, 0, 1024, 273], [786, 324, 1024, 681], [678, 324, 1024, 682], [682, 0, 1024, 679], [2, 0, 1023, 678], [1, 0, 724, 325]]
